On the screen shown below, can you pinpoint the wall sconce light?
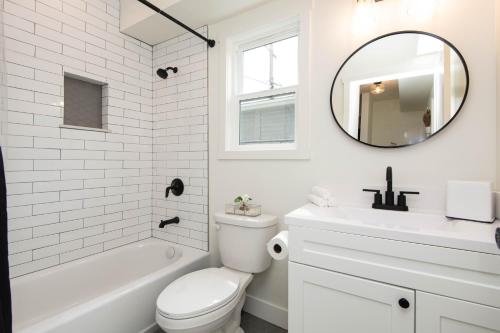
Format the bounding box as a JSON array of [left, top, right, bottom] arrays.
[[353, 0, 383, 34], [405, 0, 437, 19], [370, 82, 385, 95]]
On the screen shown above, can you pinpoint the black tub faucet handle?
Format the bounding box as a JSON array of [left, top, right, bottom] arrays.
[[165, 178, 184, 198]]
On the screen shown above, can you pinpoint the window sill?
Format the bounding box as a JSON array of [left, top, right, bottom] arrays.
[[59, 124, 111, 133], [217, 147, 310, 160]]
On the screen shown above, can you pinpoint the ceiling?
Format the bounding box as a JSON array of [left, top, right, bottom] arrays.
[[120, 0, 272, 45], [361, 75, 433, 112]]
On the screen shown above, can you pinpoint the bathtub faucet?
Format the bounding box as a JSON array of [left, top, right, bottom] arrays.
[[159, 217, 180, 228]]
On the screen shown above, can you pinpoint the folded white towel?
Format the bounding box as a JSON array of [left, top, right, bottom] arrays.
[[308, 194, 328, 207], [327, 196, 336, 207], [312, 186, 332, 199]]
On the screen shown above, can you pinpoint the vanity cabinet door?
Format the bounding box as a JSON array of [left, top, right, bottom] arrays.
[[416, 292, 500, 333], [289, 262, 414, 333]]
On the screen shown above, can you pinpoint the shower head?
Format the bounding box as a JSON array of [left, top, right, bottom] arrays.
[[157, 67, 178, 79]]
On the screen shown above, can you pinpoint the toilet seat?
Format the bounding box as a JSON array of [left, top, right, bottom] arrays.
[[157, 268, 240, 320]]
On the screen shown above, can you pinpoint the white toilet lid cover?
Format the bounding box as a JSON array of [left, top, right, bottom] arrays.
[[157, 268, 240, 319]]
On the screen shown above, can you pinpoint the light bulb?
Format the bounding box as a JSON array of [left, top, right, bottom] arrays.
[[353, 0, 376, 35]]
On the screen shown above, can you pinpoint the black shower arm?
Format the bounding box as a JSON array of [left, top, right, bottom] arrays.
[[136, 0, 216, 48]]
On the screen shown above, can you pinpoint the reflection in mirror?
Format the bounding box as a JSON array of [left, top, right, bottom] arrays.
[[331, 32, 468, 148]]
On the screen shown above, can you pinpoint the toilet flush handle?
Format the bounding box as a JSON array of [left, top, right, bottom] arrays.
[[215, 224, 221, 231]]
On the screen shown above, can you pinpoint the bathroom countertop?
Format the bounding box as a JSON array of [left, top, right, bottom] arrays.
[[285, 204, 500, 255]]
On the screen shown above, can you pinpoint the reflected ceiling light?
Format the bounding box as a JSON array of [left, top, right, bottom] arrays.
[[370, 82, 385, 95]]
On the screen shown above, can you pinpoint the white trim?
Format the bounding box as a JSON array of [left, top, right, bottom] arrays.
[[138, 323, 159, 333], [243, 294, 288, 330], [344, 68, 440, 137]]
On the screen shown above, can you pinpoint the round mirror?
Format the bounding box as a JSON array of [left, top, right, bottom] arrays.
[[330, 31, 469, 148]]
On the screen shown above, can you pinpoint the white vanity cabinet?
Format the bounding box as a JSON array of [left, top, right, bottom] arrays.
[[417, 292, 500, 333], [289, 262, 414, 333], [285, 204, 500, 333]]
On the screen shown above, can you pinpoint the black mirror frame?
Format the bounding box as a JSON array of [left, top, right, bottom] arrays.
[[329, 30, 470, 149]]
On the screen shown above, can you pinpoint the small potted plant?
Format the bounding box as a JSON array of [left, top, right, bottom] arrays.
[[225, 194, 261, 216], [234, 194, 252, 213]]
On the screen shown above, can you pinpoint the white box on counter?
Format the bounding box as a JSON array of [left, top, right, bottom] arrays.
[[446, 181, 495, 223]]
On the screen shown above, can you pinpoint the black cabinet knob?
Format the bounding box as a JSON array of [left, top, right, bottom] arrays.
[[496, 228, 500, 249], [398, 298, 410, 309]]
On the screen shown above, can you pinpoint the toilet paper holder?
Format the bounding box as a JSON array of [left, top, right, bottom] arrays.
[[267, 231, 289, 261]]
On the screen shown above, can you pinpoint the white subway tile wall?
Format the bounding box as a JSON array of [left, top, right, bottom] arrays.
[[4, 0, 157, 278], [152, 28, 208, 251]]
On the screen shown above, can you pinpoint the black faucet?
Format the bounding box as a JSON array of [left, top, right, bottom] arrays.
[[386, 166, 394, 206], [159, 216, 180, 228], [363, 166, 419, 211]]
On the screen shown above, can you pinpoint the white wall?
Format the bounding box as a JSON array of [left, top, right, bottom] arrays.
[[3, 0, 154, 278], [152, 28, 208, 251], [497, 0, 500, 187], [370, 99, 425, 146], [209, 0, 497, 324], [0, 0, 6, 146]]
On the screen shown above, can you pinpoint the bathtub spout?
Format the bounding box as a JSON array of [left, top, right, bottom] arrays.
[[159, 217, 180, 228]]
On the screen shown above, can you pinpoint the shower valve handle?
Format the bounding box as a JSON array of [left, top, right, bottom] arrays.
[[165, 178, 184, 198]]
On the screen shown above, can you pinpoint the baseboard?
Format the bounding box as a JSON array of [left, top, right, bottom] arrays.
[[243, 294, 288, 330], [139, 323, 159, 333]]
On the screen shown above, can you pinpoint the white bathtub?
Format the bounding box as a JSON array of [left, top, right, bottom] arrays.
[[11, 239, 209, 333]]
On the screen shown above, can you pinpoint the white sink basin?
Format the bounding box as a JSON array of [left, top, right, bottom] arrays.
[[285, 204, 500, 255]]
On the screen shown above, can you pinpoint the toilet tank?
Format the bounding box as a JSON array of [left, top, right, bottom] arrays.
[[215, 213, 278, 274]]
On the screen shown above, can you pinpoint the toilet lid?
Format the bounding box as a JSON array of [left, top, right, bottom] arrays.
[[157, 268, 240, 319]]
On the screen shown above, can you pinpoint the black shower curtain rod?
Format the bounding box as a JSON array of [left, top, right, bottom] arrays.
[[136, 0, 216, 48]]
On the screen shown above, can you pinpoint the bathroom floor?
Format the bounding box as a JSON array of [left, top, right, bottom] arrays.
[[241, 312, 288, 333], [153, 312, 287, 333]]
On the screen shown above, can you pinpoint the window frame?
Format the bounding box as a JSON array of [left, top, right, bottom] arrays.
[[229, 23, 299, 153], [213, 12, 310, 160]]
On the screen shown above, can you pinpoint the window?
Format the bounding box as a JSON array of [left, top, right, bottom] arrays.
[[211, 3, 311, 160], [241, 36, 298, 94], [232, 31, 299, 150], [239, 92, 295, 144], [64, 75, 105, 129]]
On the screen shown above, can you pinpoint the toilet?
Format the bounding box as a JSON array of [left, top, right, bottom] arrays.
[[156, 212, 278, 333]]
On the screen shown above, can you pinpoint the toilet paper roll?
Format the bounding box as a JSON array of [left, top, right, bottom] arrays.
[[267, 231, 289, 261]]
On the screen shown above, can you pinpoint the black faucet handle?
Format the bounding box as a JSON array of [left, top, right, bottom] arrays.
[[400, 191, 420, 195], [363, 189, 383, 205], [397, 191, 420, 209], [165, 178, 184, 198]]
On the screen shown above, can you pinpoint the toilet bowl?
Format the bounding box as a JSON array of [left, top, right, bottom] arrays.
[[156, 213, 278, 333], [156, 268, 252, 333]]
